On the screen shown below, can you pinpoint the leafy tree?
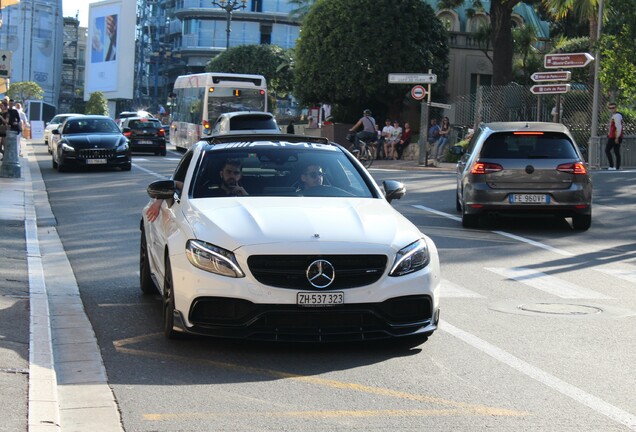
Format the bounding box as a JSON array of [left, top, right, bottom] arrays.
[[206, 44, 295, 99], [294, 0, 448, 121], [6, 81, 44, 102], [85, 92, 109, 115], [598, 26, 636, 103], [511, 24, 540, 84]]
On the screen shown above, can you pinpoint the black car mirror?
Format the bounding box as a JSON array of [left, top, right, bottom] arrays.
[[51, 129, 60, 135], [147, 180, 177, 200], [123, 127, 131, 133], [383, 180, 406, 203], [449, 145, 464, 155]]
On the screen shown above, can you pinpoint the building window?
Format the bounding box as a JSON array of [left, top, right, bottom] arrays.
[[251, 0, 263, 12], [260, 23, 272, 44]]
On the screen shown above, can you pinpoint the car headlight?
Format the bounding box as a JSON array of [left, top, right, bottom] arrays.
[[61, 143, 75, 152], [117, 141, 129, 151], [185, 239, 245, 278], [389, 239, 430, 276]]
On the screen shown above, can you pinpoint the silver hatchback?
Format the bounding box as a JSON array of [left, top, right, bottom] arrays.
[[452, 122, 592, 230]]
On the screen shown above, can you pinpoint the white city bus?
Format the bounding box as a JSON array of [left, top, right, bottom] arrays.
[[170, 72, 268, 150]]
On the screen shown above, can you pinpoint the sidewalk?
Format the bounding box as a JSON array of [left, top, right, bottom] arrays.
[[0, 140, 122, 432]]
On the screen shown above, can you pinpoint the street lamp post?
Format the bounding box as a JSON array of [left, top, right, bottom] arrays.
[[211, 0, 247, 50]]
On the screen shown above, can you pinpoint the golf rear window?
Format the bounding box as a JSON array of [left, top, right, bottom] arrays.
[[480, 132, 578, 159]]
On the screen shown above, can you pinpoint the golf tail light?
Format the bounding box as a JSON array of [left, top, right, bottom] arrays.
[[471, 161, 503, 175], [186, 240, 244, 278], [557, 162, 587, 174], [203, 120, 210, 131]]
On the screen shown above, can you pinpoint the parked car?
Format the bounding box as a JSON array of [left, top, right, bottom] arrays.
[[140, 134, 441, 344], [51, 115, 131, 172], [121, 116, 167, 156], [208, 111, 281, 136], [116, 110, 155, 128], [44, 113, 83, 154], [451, 122, 592, 230]]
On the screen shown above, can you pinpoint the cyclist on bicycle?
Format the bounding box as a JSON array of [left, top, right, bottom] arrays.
[[349, 109, 377, 151]]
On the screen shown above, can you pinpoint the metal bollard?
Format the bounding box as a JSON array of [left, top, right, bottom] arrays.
[[0, 131, 21, 178]]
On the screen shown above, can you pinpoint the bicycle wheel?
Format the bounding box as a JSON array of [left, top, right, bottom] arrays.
[[359, 145, 374, 168]]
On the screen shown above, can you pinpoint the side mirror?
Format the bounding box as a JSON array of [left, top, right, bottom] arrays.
[[123, 127, 131, 133], [449, 145, 464, 155], [383, 180, 406, 203], [147, 180, 177, 200], [51, 129, 60, 135]]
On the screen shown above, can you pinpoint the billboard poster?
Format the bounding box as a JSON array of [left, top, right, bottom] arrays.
[[87, 3, 120, 92]]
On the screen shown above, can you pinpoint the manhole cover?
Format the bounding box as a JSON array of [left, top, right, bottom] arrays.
[[518, 303, 603, 316]]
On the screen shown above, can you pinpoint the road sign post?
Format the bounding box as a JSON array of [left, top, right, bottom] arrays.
[[388, 73, 437, 84], [0, 51, 12, 78], [411, 85, 426, 101], [531, 71, 571, 82], [530, 84, 571, 95], [544, 52, 594, 69]]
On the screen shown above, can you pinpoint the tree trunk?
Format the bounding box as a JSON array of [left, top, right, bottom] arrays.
[[490, 0, 517, 86]]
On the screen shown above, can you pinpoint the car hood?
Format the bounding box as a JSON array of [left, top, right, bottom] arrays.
[[184, 197, 421, 251], [65, 133, 125, 148]]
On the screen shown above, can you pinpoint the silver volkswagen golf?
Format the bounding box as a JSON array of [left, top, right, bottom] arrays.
[[452, 122, 592, 230]]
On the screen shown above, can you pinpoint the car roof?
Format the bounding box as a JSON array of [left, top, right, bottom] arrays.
[[481, 122, 571, 134], [201, 133, 331, 147], [218, 111, 275, 119], [123, 116, 161, 122]]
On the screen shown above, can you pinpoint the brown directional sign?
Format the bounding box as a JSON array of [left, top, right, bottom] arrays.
[[544, 53, 594, 69], [531, 71, 571, 82], [530, 84, 571, 95]]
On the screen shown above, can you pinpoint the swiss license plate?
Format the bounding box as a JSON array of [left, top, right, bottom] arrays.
[[138, 140, 154, 144], [509, 194, 549, 204], [86, 159, 107, 165], [297, 291, 344, 307]]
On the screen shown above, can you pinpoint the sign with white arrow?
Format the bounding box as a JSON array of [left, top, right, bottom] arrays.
[[544, 53, 594, 69], [530, 84, 571, 95], [388, 73, 437, 84], [531, 71, 571, 82]]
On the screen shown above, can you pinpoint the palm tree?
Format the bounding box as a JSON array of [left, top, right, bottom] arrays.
[[542, 0, 601, 45]]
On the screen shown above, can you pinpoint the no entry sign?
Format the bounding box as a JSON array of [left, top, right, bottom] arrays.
[[411, 85, 426, 100]]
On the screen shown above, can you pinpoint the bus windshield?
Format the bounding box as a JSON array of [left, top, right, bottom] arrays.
[[170, 73, 268, 151]]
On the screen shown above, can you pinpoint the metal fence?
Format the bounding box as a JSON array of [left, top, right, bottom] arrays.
[[451, 84, 635, 168]]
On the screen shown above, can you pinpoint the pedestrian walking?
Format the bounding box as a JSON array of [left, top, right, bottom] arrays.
[[605, 102, 623, 170]]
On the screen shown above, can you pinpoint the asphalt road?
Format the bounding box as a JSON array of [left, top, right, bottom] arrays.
[[34, 140, 636, 431]]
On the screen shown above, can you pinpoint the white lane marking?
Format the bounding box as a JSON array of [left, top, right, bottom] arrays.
[[440, 279, 484, 298], [486, 267, 612, 299], [132, 163, 170, 180], [440, 320, 636, 430], [595, 268, 636, 284], [413, 205, 574, 256]]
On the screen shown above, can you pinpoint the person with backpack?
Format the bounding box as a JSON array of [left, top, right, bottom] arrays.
[[606, 102, 624, 170]]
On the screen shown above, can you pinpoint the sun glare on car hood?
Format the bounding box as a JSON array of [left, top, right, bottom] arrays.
[[186, 197, 420, 250]]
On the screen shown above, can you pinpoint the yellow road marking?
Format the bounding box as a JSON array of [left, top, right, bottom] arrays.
[[114, 333, 528, 420]]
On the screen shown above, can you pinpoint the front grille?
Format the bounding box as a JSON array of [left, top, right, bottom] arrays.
[[188, 295, 433, 342], [247, 254, 387, 289], [78, 148, 116, 159]]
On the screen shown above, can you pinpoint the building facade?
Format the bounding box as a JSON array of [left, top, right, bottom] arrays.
[[134, 0, 301, 113], [0, 0, 64, 108], [59, 17, 87, 114]]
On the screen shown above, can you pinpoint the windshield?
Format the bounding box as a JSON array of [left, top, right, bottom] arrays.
[[207, 88, 266, 119], [63, 118, 121, 134], [190, 144, 376, 199], [480, 132, 579, 159]]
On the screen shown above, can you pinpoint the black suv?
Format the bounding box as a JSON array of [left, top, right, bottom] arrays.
[[121, 117, 167, 156]]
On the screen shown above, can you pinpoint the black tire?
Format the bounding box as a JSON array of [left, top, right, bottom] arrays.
[[572, 214, 591, 231], [139, 228, 157, 294], [462, 210, 479, 228], [122, 162, 132, 171], [455, 191, 461, 212], [57, 154, 66, 172], [163, 257, 181, 339], [160, 149, 167, 156], [52, 155, 57, 169]]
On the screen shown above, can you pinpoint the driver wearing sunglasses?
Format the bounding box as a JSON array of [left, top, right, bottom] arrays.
[[298, 164, 324, 191]]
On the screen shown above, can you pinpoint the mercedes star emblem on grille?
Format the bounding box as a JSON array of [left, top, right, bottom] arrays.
[[306, 259, 335, 289]]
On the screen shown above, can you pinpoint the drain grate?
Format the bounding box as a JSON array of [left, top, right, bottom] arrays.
[[518, 303, 603, 316]]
